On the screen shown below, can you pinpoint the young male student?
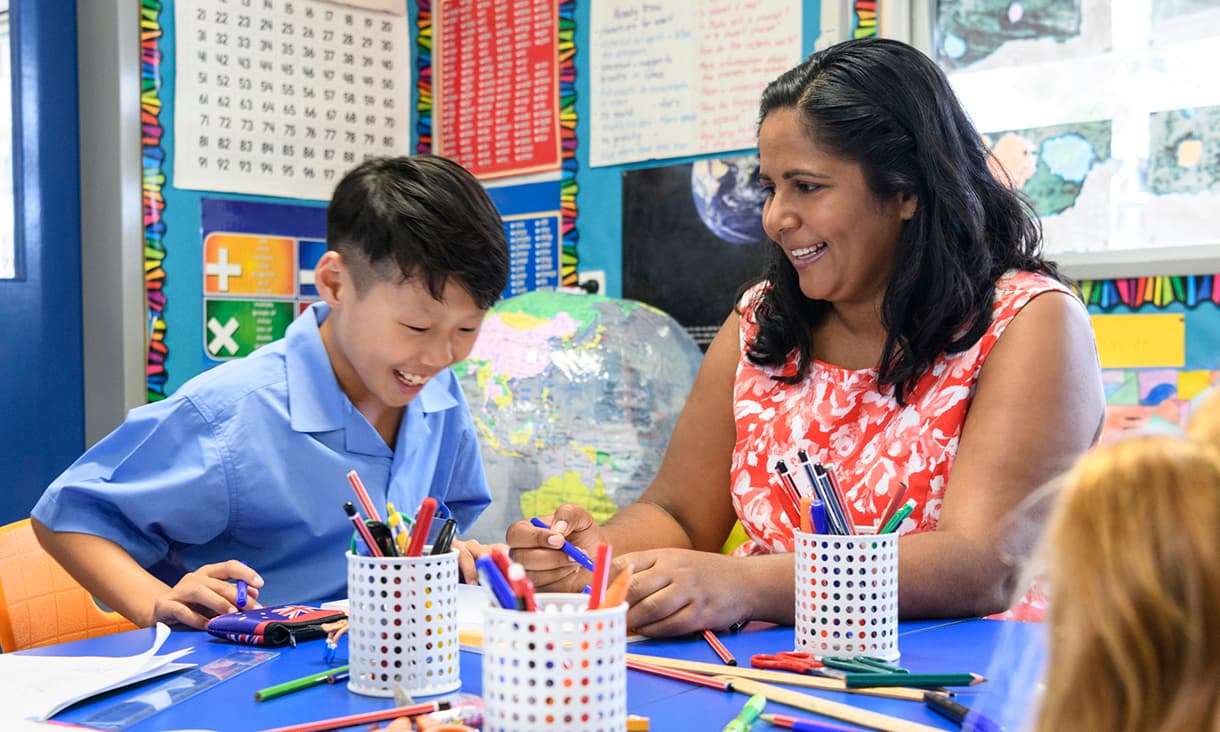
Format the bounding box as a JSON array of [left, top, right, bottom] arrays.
[[31, 155, 508, 630]]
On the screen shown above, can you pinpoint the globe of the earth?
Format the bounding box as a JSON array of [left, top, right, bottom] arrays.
[[691, 155, 767, 245], [457, 290, 704, 544]]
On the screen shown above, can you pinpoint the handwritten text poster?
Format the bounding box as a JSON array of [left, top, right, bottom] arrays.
[[590, 0, 801, 166], [434, 0, 562, 179]]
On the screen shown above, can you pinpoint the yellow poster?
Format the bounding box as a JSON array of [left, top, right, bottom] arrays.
[[1090, 313, 1186, 368]]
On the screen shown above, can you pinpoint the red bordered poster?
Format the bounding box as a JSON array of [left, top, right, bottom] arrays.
[[434, 0, 561, 179]]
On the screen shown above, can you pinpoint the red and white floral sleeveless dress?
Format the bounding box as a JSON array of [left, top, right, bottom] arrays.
[[729, 270, 1073, 562]]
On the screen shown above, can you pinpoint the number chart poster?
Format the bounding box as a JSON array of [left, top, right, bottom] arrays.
[[173, 0, 413, 200], [433, 0, 562, 179], [200, 198, 327, 365]]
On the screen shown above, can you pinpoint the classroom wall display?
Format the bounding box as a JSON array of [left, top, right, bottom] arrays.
[[621, 156, 768, 348], [199, 198, 326, 365], [484, 180, 564, 296], [143, 0, 170, 400], [1079, 273, 1220, 440], [936, 0, 1220, 269], [417, 0, 581, 287], [588, 0, 802, 167], [173, 0, 412, 200], [433, 0, 562, 179]]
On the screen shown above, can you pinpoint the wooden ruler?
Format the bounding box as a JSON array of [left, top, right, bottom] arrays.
[[715, 676, 944, 732], [624, 653, 926, 701]]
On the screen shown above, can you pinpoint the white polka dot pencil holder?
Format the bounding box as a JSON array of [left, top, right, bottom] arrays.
[[482, 593, 627, 732], [794, 530, 900, 661], [345, 550, 461, 698]]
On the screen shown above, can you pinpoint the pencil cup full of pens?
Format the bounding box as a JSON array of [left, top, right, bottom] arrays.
[[345, 550, 461, 697], [794, 530, 900, 661], [482, 593, 627, 732]]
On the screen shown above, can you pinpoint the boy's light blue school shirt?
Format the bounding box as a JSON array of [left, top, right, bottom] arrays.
[[32, 302, 491, 606]]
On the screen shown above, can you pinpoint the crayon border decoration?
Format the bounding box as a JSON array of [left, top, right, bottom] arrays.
[[1078, 275, 1219, 311], [141, 0, 168, 401], [853, 1, 878, 39], [414, 0, 581, 286]]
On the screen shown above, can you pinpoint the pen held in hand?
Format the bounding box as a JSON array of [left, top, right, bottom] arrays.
[[529, 517, 596, 571]]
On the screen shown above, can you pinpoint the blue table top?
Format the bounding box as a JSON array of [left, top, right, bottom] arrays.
[[26, 617, 1042, 731]]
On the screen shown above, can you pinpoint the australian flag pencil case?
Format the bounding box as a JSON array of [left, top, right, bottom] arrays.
[[205, 604, 346, 647]]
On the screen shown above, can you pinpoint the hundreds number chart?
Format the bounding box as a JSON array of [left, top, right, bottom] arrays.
[[174, 0, 412, 200]]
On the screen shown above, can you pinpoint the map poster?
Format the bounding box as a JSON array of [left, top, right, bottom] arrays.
[[434, 0, 562, 179], [200, 198, 327, 364]]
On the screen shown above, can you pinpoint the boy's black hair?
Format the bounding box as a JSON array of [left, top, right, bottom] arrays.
[[327, 155, 509, 309], [746, 38, 1062, 404]]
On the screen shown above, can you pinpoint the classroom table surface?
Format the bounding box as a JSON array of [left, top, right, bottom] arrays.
[[24, 616, 1042, 731]]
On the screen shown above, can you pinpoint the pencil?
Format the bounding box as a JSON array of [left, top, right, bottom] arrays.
[[254, 665, 350, 701], [703, 628, 737, 666], [627, 657, 734, 691], [259, 700, 451, 732], [759, 713, 862, 731], [843, 672, 985, 688]]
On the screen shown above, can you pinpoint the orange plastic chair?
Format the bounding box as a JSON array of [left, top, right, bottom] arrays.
[[0, 518, 136, 652]]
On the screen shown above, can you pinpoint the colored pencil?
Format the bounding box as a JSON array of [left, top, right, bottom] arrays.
[[254, 666, 350, 701], [623, 654, 927, 701], [843, 672, 985, 688], [760, 712, 862, 731], [703, 628, 737, 666], [259, 700, 451, 732], [626, 657, 735, 691], [717, 676, 943, 732]]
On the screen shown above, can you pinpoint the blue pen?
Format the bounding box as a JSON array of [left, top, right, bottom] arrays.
[[235, 560, 249, 609], [530, 517, 596, 571], [809, 498, 829, 534], [475, 555, 519, 609]]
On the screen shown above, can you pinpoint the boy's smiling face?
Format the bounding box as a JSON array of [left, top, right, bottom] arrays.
[[315, 250, 487, 430]]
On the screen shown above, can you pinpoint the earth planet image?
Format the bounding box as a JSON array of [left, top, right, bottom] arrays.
[[691, 155, 767, 245]]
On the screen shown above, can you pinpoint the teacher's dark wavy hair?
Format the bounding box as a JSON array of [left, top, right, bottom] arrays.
[[744, 37, 1062, 403]]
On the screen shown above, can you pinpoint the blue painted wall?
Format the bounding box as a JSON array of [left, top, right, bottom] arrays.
[[0, 0, 84, 524]]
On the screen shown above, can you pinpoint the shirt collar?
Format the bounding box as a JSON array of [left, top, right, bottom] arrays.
[[287, 302, 461, 434], [287, 302, 347, 433]]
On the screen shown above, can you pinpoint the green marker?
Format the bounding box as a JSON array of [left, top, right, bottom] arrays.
[[721, 693, 766, 732], [254, 665, 350, 701], [880, 497, 917, 534]]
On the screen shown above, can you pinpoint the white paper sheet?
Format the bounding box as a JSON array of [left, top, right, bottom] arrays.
[[0, 623, 196, 722]]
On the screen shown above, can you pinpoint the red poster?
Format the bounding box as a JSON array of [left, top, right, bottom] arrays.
[[435, 0, 561, 179]]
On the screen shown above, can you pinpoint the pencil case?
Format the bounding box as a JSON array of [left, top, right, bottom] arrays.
[[205, 603, 347, 647]]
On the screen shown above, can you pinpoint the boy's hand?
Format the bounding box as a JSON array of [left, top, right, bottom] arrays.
[[451, 538, 506, 584], [506, 504, 604, 592], [151, 560, 264, 630]]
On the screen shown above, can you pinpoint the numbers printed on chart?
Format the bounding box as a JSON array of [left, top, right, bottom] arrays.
[[175, 0, 411, 199]]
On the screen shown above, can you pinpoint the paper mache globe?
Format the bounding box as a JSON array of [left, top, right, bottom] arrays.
[[457, 290, 704, 544]]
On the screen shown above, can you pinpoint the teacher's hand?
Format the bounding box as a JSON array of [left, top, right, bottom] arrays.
[[506, 503, 606, 592], [616, 549, 752, 637]]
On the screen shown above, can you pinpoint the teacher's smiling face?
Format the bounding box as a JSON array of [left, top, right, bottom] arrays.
[[758, 107, 917, 310]]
